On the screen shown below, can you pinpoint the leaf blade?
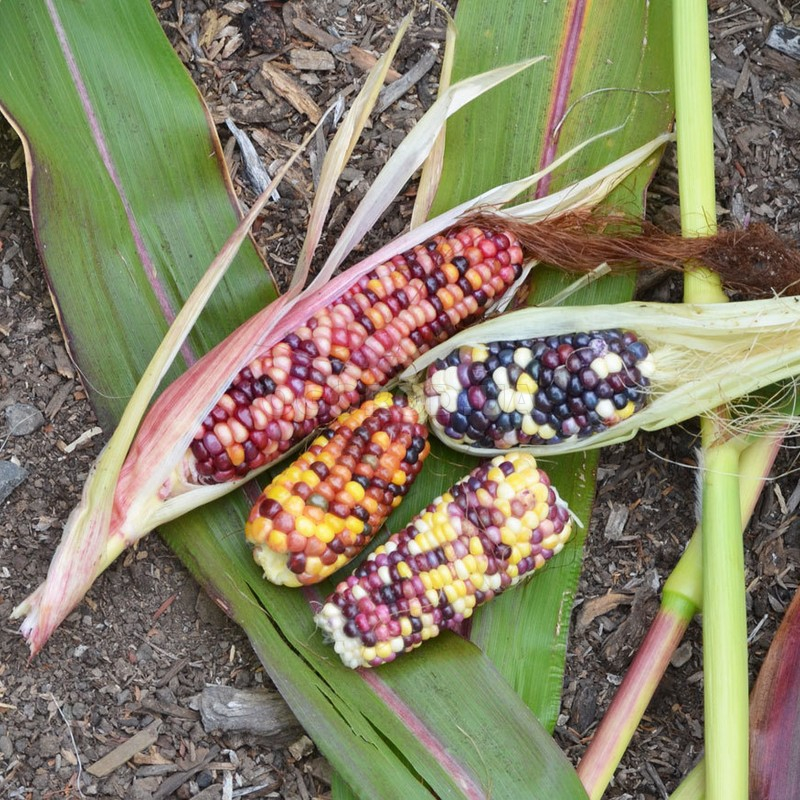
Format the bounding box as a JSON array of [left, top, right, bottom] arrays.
[[428, 0, 675, 730]]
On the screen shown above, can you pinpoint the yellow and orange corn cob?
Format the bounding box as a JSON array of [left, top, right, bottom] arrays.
[[245, 393, 429, 586], [186, 226, 523, 484], [315, 452, 573, 668]]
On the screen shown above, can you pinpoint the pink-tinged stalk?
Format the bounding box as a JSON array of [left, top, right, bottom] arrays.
[[577, 579, 697, 799], [577, 429, 786, 799]]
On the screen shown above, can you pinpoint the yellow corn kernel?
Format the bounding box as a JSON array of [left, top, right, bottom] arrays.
[[266, 485, 292, 505], [371, 431, 391, 450], [344, 481, 366, 503], [315, 522, 336, 544], [285, 496, 305, 517], [283, 465, 303, 483], [469, 537, 484, 556], [246, 516, 270, 543], [296, 516, 316, 538], [391, 469, 407, 486], [300, 470, 321, 488], [324, 513, 346, 534], [516, 373, 537, 395], [345, 516, 365, 536], [267, 530, 288, 553]]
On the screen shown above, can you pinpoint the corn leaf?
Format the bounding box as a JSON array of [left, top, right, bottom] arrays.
[[0, 0, 278, 428], [0, 1, 587, 797], [428, 0, 675, 730]]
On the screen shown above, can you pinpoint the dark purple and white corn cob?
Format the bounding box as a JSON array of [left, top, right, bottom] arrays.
[[422, 330, 655, 449]]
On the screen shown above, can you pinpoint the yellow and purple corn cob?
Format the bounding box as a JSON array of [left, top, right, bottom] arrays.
[[315, 452, 573, 668], [245, 393, 430, 586], [186, 227, 524, 484], [423, 330, 655, 449]]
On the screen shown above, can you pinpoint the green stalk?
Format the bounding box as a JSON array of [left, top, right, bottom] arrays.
[[666, 428, 790, 800], [671, 761, 706, 800], [673, 0, 722, 302], [700, 437, 749, 798], [577, 429, 785, 799], [674, 2, 748, 797]]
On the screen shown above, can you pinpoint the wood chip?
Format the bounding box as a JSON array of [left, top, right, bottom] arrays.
[[87, 719, 161, 777], [155, 656, 191, 688], [376, 48, 438, 114], [197, 685, 303, 743], [58, 425, 103, 454], [44, 380, 74, 420], [289, 47, 335, 72], [576, 592, 632, 634], [766, 24, 800, 61], [745, 0, 783, 20], [291, 17, 401, 82], [139, 696, 199, 721], [259, 61, 322, 123], [51, 343, 75, 379], [733, 57, 751, 100], [192, 786, 223, 800], [132, 750, 175, 766], [152, 745, 221, 800], [603, 503, 630, 541]]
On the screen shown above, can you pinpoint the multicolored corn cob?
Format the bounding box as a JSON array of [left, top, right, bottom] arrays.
[[245, 393, 430, 586], [185, 227, 524, 485], [315, 452, 573, 668], [422, 330, 654, 449]]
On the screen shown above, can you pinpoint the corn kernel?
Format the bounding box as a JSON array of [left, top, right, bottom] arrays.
[[344, 481, 366, 503]]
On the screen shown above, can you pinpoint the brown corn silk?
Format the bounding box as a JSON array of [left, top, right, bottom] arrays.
[[467, 209, 800, 298]]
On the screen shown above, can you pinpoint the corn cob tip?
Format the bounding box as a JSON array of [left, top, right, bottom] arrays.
[[245, 393, 430, 586], [314, 451, 573, 668]]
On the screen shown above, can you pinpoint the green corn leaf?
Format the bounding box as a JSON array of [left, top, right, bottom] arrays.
[[0, 0, 277, 430], [427, 0, 675, 731], [0, 0, 590, 797]]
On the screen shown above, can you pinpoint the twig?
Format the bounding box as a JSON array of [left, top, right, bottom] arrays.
[[50, 692, 86, 799]]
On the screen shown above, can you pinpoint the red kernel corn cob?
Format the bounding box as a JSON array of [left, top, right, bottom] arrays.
[[245, 393, 430, 586], [315, 451, 573, 668], [187, 227, 524, 484]]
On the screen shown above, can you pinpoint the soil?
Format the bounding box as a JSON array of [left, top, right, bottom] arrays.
[[1, 1, 799, 798]]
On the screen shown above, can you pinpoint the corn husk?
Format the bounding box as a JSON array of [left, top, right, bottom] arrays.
[[401, 297, 800, 454]]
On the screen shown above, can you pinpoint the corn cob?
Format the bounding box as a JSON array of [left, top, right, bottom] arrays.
[[315, 452, 573, 668], [422, 330, 654, 449], [245, 392, 430, 586], [186, 227, 523, 485]]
